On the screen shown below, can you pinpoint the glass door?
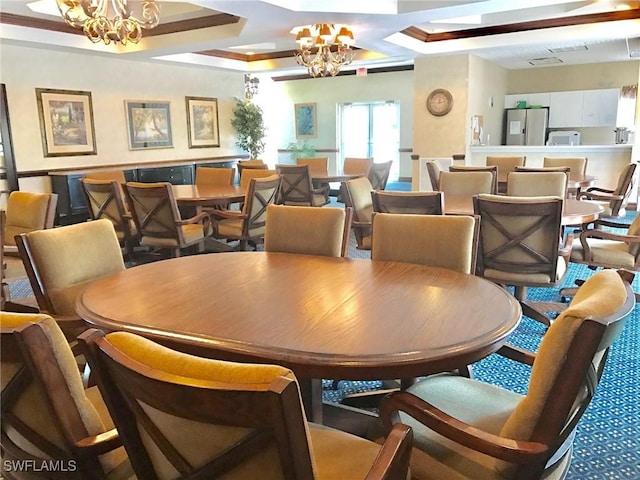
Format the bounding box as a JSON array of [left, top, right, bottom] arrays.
[[338, 102, 400, 180]]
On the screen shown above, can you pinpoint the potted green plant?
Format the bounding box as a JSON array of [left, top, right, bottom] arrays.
[[286, 141, 316, 162], [231, 98, 265, 159]]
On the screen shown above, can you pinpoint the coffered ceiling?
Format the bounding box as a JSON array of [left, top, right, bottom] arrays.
[[1, 0, 640, 77]]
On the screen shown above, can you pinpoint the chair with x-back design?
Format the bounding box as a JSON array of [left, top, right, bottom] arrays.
[[276, 164, 328, 206], [209, 175, 281, 250], [123, 181, 212, 258]]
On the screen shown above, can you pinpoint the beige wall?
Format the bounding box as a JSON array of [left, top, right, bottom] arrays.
[[0, 43, 245, 181]]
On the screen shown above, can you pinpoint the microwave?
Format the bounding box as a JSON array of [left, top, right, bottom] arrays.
[[547, 131, 581, 146]]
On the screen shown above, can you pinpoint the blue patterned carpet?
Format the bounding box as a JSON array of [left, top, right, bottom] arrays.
[[325, 206, 640, 480]]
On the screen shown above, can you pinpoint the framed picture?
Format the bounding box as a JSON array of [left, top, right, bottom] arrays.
[[295, 102, 317, 139], [125, 100, 173, 150], [185, 96, 220, 148], [36, 88, 97, 157]]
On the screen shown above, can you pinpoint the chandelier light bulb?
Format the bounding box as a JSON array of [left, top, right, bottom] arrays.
[[292, 23, 356, 78]]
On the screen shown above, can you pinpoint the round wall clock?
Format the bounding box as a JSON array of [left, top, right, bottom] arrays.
[[426, 88, 454, 116]]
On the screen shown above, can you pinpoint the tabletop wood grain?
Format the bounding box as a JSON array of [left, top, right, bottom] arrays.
[[172, 184, 245, 206]]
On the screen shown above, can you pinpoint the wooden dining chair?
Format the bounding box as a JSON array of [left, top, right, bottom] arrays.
[[81, 178, 139, 261], [209, 175, 281, 251], [576, 162, 636, 220], [84, 170, 127, 183], [543, 157, 588, 196], [486, 156, 526, 193], [124, 181, 212, 258], [379, 269, 635, 480], [3, 191, 58, 256], [1, 312, 132, 480], [79, 328, 412, 480], [236, 159, 267, 180], [371, 191, 444, 215], [449, 165, 499, 194], [425, 161, 442, 191], [240, 168, 278, 191], [296, 157, 328, 176], [276, 164, 328, 206], [341, 176, 375, 251], [439, 171, 495, 196], [264, 204, 353, 257], [368, 160, 393, 190], [343, 157, 373, 176], [195, 166, 235, 186], [473, 194, 569, 327], [506, 171, 568, 198]]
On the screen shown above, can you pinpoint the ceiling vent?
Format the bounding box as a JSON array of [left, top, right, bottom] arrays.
[[528, 57, 564, 66], [548, 45, 588, 53]]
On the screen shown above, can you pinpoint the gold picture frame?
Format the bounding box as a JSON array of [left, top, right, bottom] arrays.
[[295, 102, 317, 139], [36, 88, 97, 157], [186, 96, 220, 148]]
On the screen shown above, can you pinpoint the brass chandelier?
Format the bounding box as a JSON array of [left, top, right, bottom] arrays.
[[56, 0, 160, 45], [293, 24, 355, 78]]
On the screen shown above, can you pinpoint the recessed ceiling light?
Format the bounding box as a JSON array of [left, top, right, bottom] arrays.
[[528, 57, 564, 65]]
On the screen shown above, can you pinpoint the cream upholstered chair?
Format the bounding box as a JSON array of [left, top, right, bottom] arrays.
[[265, 205, 353, 257], [3, 191, 58, 255], [439, 171, 495, 197], [240, 168, 278, 191], [543, 157, 588, 196], [81, 179, 139, 261], [486, 156, 526, 193], [576, 162, 637, 219], [343, 157, 373, 176], [371, 191, 444, 215], [506, 171, 568, 198], [473, 194, 569, 327], [0, 312, 132, 480], [15, 219, 125, 341], [84, 170, 127, 183], [368, 160, 393, 190], [342, 176, 375, 251], [124, 181, 212, 258], [379, 269, 634, 480], [425, 161, 442, 191], [79, 329, 412, 480], [276, 164, 328, 206], [449, 165, 499, 194], [372, 213, 479, 274], [209, 174, 281, 251], [296, 156, 328, 176], [195, 166, 235, 186]]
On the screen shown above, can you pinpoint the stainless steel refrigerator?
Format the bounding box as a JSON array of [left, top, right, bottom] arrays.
[[504, 107, 549, 145]]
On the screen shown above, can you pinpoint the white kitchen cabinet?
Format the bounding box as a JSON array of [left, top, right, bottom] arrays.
[[527, 92, 550, 107], [505, 94, 528, 108], [581, 88, 619, 127], [549, 91, 584, 127]]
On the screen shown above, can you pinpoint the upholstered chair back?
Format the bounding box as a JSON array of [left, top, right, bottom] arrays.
[[439, 171, 495, 196], [16, 219, 125, 316], [506, 171, 568, 197], [496, 269, 632, 475], [485, 156, 526, 173], [344, 177, 374, 223], [265, 205, 351, 257], [343, 157, 372, 176], [372, 191, 444, 215], [240, 168, 278, 191], [372, 213, 479, 274], [296, 157, 328, 176], [368, 160, 393, 190], [82, 330, 411, 480], [195, 166, 235, 186], [543, 157, 587, 180], [425, 161, 442, 191], [0, 312, 129, 479], [84, 170, 127, 183], [449, 166, 498, 194], [4, 192, 58, 248], [275, 165, 317, 206]]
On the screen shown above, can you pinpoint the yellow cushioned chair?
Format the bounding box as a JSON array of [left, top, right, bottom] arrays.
[[264, 204, 353, 257], [240, 168, 278, 191], [372, 213, 479, 275], [124, 181, 212, 258], [448, 166, 498, 194], [79, 329, 412, 480], [195, 166, 235, 186], [543, 157, 588, 197], [343, 157, 373, 176], [3, 191, 58, 255], [576, 162, 637, 219], [506, 171, 568, 198], [440, 171, 495, 197], [486, 156, 526, 193], [342, 176, 375, 251], [0, 312, 132, 480], [379, 269, 634, 480], [236, 160, 267, 181], [296, 157, 328, 176]]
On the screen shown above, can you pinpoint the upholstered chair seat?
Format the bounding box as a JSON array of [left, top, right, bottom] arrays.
[[483, 255, 567, 284], [1, 312, 133, 480], [380, 270, 634, 480], [81, 329, 412, 479]]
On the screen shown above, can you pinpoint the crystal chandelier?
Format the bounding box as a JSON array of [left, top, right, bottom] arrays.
[[56, 0, 161, 45], [293, 24, 355, 78]]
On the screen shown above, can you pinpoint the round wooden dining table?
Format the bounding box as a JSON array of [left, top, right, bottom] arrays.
[[172, 184, 245, 206], [76, 252, 521, 423]]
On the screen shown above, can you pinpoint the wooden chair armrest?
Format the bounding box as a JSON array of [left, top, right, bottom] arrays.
[[379, 392, 548, 465], [178, 211, 212, 226], [576, 191, 622, 202], [581, 186, 615, 195], [496, 344, 536, 366], [4, 245, 18, 254], [208, 209, 246, 221], [579, 229, 640, 244], [364, 424, 412, 480], [352, 220, 372, 228], [74, 428, 122, 456], [594, 219, 631, 229]]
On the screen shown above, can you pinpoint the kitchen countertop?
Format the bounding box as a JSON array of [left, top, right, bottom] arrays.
[[469, 144, 632, 152]]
